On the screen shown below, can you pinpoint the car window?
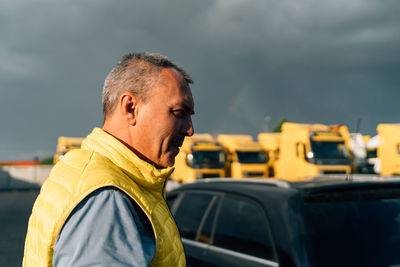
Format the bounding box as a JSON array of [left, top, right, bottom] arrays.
[[301, 189, 400, 267], [173, 192, 214, 240], [213, 195, 275, 261], [197, 195, 220, 244]]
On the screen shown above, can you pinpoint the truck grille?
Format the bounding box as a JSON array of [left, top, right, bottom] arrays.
[[322, 171, 346, 174], [202, 173, 220, 178], [244, 172, 264, 177]]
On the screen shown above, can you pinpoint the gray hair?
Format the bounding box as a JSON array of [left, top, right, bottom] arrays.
[[102, 52, 193, 118]]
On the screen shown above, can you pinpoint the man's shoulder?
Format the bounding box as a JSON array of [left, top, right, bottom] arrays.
[[55, 149, 93, 171], [51, 148, 125, 182], [40, 148, 130, 205]]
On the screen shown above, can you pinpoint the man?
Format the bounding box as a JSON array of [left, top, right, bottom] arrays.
[[23, 52, 194, 266]]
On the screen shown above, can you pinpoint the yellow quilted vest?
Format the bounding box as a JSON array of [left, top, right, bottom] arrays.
[[23, 128, 186, 267]]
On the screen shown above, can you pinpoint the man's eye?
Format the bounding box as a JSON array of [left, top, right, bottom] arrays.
[[172, 110, 185, 118]]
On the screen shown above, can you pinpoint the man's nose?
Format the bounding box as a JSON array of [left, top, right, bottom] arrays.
[[184, 117, 194, 137]]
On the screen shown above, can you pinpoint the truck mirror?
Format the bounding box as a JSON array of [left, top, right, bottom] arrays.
[[186, 153, 194, 166]]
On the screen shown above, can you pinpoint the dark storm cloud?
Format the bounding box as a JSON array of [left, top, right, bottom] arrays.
[[1, 0, 399, 160]]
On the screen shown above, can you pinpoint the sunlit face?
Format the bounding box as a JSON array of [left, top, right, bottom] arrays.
[[134, 68, 194, 168]]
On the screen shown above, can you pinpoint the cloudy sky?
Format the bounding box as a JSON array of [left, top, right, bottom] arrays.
[[1, 0, 399, 161]]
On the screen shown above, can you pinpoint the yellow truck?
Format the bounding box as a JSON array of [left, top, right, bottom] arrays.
[[377, 124, 400, 176], [274, 122, 351, 180], [172, 134, 226, 183], [258, 133, 280, 177], [53, 136, 84, 164], [217, 134, 268, 178]]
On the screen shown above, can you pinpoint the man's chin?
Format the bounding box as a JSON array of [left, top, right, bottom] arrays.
[[156, 147, 181, 168], [167, 156, 176, 167], [157, 154, 176, 168]]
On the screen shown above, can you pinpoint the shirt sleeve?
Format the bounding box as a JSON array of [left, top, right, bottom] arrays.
[[53, 188, 155, 267]]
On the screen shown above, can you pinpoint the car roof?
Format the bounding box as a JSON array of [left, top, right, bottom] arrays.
[[169, 175, 400, 196]]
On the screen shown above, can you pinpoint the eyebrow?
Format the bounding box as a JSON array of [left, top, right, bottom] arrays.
[[184, 104, 195, 115]]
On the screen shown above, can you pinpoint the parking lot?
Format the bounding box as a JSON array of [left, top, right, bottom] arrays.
[[0, 189, 39, 267]]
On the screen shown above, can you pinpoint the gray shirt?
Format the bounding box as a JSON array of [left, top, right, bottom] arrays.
[[53, 188, 155, 266]]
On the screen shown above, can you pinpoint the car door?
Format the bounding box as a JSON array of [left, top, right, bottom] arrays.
[[168, 190, 221, 266], [168, 190, 279, 267]]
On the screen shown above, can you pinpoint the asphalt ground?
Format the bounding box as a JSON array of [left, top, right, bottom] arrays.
[[0, 189, 39, 267]]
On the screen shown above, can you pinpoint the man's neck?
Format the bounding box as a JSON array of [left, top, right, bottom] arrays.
[[101, 127, 164, 169]]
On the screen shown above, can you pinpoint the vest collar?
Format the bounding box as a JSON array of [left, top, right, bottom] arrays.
[[81, 128, 174, 191]]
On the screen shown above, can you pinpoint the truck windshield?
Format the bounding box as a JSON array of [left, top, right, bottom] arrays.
[[309, 141, 349, 165], [236, 151, 267, 164], [300, 188, 400, 267], [189, 150, 225, 169]]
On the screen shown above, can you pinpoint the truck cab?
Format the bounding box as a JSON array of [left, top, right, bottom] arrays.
[[217, 134, 268, 178], [53, 136, 84, 164], [275, 123, 351, 180], [172, 134, 226, 183], [377, 124, 400, 176]]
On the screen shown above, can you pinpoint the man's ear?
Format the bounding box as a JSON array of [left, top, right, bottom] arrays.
[[120, 92, 139, 126]]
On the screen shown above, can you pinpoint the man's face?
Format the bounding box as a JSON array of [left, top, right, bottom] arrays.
[[134, 68, 194, 168]]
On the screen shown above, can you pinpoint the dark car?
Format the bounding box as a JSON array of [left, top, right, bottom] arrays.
[[166, 177, 400, 267]]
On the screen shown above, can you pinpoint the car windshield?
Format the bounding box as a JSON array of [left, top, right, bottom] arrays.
[[189, 150, 225, 169], [300, 188, 400, 267], [236, 151, 267, 164]]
